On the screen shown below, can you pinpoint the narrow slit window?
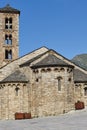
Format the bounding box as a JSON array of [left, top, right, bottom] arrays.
[[57, 77, 62, 91], [9, 17, 12, 24], [84, 87, 87, 96], [15, 86, 20, 96], [5, 50, 8, 59], [58, 78, 61, 91], [5, 18, 8, 23], [9, 35, 12, 45], [5, 35, 8, 44], [8, 50, 12, 59], [5, 18, 8, 29]]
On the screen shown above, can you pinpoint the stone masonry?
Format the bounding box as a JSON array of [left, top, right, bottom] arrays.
[[0, 5, 87, 120], [0, 4, 20, 67]]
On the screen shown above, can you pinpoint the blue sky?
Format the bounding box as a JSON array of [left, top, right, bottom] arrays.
[[0, 0, 87, 59]]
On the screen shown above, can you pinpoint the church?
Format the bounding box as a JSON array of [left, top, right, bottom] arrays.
[[0, 4, 87, 120]]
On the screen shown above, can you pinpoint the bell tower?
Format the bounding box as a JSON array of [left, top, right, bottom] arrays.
[[0, 4, 20, 67]]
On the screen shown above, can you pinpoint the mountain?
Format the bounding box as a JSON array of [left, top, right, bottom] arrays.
[[71, 54, 87, 70]]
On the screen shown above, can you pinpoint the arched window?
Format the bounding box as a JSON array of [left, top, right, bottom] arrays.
[[9, 34, 12, 44], [57, 76, 62, 91], [5, 17, 12, 29], [5, 49, 12, 59], [5, 34, 8, 44], [15, 86, 20, 96], [9, 17, 12, 24], [5, 18, 8, 29], [5, 34, 12, 45], [5, 50, 8, 59], [84, 87, 87, 96], [9, 50, 12, 59]]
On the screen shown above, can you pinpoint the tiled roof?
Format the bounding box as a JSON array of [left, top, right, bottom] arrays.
[[74, 69, 87, 83], [31, 54, 74, 68], [0, 70, 28, 83], [0, 4, 20, 14]]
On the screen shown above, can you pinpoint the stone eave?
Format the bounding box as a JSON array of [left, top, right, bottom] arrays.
[[0, 80, 29, 84], [0, 10, 20, 14], [31, 64, 74, 69], [74, 81, 87, 83]]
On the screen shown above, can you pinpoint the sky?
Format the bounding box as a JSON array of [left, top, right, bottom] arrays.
[[0, 0, 87, 59]]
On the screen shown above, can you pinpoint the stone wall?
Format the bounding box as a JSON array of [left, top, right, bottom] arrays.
[[0, 13, 19, 67], [0, 82, 30, 120], [74, 83, 87, 106], [30, 66, 75, 117], [0, 64, 75, 119], [0, 47, 48, 81]]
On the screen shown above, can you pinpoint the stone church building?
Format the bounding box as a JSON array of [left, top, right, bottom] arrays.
[[0, 4, 87, 120]]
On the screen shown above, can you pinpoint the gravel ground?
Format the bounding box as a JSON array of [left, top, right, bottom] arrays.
[[0, 109, 87, 130]]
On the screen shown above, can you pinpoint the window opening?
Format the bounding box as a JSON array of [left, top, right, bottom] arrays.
[[5, 50, 12, 59], [5, 35, 8, 44], [84, 87, 87, 96], [9, 17, 12, 24], [5, 17, 12, 29], [8, 50, 12, 59], [9, 35, 12, 45], [5, 50, 8, 59], [5, 34, 12, 45], [58, 78, 61, 91], [15, 86, 20, 96], [57, 77, 62, 91]]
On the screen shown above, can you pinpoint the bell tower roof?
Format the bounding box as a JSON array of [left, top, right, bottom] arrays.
[[0, 4, 20, 14]]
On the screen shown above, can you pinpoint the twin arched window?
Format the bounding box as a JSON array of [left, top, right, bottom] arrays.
[[5, 34, 12, 45], [5, 49, 12, 59], [5, 17, 12, 29]]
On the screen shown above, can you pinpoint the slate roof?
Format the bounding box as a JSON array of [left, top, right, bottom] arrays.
[[20, 52, 45, 67], [0, 70, 28, 83], [0, 4, 20, 14], [31, 54, 74, 68], [20, 49, 74, 68], [74, 69, 87, 83]]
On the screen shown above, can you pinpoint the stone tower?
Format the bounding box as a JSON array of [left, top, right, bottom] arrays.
[[0, 4, 20, 67]]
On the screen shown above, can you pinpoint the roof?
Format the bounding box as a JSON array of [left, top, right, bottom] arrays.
[[0, 4, 20, 14], [20, 51, 47, 67], [71, 54, 87, 71], [20, 50, 74, 68], [0, 70, 28, 83], [31, 54, 74, 68], [74, 69, 87, 83]]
